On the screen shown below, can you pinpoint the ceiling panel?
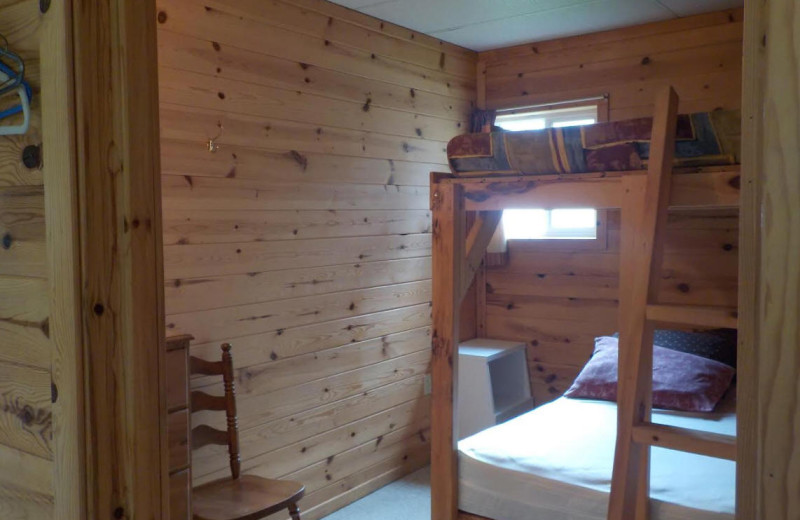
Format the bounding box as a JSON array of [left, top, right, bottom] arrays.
[[357, 0, 594, 34], [655, 0, 742, 17], [429, 0, 673, 51], [328, 0, 743, 51]]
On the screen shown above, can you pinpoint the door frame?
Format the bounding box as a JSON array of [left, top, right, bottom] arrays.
[[39, 0, 800, 517], [738, 0, 800, 519], [42, 0, 167, 517]]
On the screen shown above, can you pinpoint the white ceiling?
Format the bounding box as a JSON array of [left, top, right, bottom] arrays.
[[330, 0, 744, 51]]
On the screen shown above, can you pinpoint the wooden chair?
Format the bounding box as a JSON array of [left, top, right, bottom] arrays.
[[190, 343, 305, 520]]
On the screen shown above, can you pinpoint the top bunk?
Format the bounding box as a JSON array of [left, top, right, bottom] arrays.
[[435, 109, 741, 212]]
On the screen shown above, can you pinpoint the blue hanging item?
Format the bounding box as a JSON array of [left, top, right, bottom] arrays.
[[0, 34, 24, 97], [0, 61, 31, 117], [0, 35, 31, 136]]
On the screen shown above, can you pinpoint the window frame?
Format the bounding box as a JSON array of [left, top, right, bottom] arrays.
[[492, 98, 610, 251], [506, 209, 609, 252]]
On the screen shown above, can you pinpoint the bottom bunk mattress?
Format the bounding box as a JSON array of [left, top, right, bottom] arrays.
[[457, 396, 735, 520]]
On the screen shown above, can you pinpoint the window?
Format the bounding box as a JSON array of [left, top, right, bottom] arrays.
[[495, 104, 598, 132], [494, 105, 600, 242], [503, 208, 598, 240]]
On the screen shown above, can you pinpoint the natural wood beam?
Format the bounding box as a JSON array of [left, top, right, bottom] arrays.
[[431, 181, 465, 520], [72, 0, 166, 518], [433, 168, 740, 212], [740, 0, 800, 518], [460, 211, 502, 301], [40, 1, 85, 518]]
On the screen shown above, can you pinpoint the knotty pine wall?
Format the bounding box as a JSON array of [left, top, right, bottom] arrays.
[[155, 0, 475, 517], [478, 9, 742, 406], [0, 2, 53, 518]]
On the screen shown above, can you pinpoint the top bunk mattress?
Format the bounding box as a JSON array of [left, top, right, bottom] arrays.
[[447, 110, 740, 176], [457, 396, 736, 520]]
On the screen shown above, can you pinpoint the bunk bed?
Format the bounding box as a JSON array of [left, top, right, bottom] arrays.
[[430, 87, 740, 520]]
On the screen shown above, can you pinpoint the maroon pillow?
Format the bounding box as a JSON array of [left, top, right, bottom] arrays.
[[564, 336, 735, 412]]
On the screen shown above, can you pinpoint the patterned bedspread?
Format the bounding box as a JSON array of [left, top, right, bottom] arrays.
[[447, 110, 740, 176]]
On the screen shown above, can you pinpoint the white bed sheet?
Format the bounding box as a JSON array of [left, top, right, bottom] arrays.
[[458, 397, 735, 520]]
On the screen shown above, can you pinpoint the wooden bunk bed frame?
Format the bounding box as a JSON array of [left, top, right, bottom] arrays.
[[430, 87, 740, 520]]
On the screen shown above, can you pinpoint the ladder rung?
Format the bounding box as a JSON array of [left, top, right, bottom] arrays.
[[646, 304, 738, 329], [632, 423, 736, 460]]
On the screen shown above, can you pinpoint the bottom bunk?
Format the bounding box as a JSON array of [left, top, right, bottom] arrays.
[[457, 394, 736, 520]]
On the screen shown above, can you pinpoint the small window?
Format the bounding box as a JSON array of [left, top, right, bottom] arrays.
[[495, 104, 600, 242], [495, 105, 598, 132], [503, 208, 597, 240]]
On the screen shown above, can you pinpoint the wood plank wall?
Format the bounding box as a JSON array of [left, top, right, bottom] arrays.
[[0, 2, 55, 518], [480, 8, 743, 117], [154, 0, 475, 517], [478, 9, 743, 406]]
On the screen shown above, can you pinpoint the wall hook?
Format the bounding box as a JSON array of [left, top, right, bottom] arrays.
[[207, 123, 223, 153]]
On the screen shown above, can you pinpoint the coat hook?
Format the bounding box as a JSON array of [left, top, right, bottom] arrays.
[[207, 123, 223, 153]]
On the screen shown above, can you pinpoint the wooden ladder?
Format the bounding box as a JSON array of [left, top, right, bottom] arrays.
[[607, 86, 738, 520]]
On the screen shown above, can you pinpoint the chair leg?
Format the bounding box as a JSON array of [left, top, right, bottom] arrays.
[[288, 503, 301, 520]]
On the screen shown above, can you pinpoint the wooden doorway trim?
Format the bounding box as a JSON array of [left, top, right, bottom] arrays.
[[41, 1, 85, 518], [739, 1, 800, 519], [42, 0, 167, 517], [73, 1, 167, 517]]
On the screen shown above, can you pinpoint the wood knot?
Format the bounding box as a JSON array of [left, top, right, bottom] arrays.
[[18, 405, 35, 426], [288, 150, 308, 170], [22, 144, 41, 169], [157, 10, 167, 23]]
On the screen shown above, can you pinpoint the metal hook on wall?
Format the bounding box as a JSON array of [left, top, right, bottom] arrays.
[[207, 122, 223, 153]]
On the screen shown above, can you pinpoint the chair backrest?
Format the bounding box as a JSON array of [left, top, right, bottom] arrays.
[[189, 343, 241, 479]]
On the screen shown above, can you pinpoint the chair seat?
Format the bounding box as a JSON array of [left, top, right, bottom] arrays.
[[193, 475, 305, 520]]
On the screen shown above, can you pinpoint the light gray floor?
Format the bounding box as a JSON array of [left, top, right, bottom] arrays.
[[321, 466, 431, 520]]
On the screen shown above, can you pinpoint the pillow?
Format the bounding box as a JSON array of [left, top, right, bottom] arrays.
[[612, 329, 737, 368], [565, 336, 735, 412]]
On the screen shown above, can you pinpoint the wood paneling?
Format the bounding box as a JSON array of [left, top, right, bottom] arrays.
[[0, 2, 54, 517], [478, 13, 742, 407], [480, 8, 743, 120], [156, 0, 475, 517]]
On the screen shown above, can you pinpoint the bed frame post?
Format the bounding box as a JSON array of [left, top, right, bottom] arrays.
[[431, 178, 466, 520]]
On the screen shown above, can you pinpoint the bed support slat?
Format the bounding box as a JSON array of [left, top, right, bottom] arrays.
[[645, 304, 738, 330], [631, 423, 737, 461]]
